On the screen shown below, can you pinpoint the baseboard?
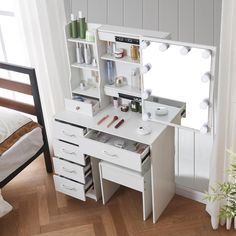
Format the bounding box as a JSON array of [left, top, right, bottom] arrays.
[[175, 184, 207, 204]]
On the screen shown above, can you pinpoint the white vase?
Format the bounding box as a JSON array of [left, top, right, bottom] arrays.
[[226, 217, 232, 230]]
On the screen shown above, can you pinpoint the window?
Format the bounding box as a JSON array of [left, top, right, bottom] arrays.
[[0, 0, 32, 104]]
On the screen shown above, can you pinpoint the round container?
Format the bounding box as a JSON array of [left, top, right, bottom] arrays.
[[115, 76, 125, 87], [85, 31, 95, 42], [114, 48, 124, 58]]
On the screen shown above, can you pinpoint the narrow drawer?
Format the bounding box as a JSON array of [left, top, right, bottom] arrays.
[[100, 161, 146, 192], [53, 121, 86, 145], [79, 130, 150, 172], [65, 98, 100, 117], [53, 157, 91, 184], [53, 139, 87, 166], [53, 175, 93, 201]]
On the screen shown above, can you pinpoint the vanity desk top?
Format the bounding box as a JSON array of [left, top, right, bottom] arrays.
[[55, 105, 172, 145]]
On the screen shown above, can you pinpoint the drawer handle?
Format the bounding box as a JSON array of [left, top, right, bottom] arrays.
[[62, 130, 76, 138], [76, 106, 80, 110], [62, 167, 77, 174], [103, 150, 118, 158], [62, 149, 76, 155], [62, 184, 76, 191]]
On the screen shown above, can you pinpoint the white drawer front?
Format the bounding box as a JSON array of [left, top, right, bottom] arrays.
[[65, 98, 99, 117], [79, 133, 149, 172], [100, 162, 144, 192], [53, 121, 85, 145], [53, 157, 90, 184], [53, 139, 86, 166], [53, 175, 87, 201]]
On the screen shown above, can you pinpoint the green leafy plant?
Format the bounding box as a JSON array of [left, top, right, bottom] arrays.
[[205, 150, 236, 220]]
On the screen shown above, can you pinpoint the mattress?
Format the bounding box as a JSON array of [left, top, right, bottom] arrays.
[[0, 127, 43, 182]]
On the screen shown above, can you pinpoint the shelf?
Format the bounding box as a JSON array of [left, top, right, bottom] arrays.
[[71, 62, 99, 71], [104, 84, 141, 98], [68, 38, 95, 45], [101, 54, 140, 66], [72, 86, 100, 99]]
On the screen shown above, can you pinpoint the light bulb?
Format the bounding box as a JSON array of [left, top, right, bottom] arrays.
[[143, 112, 151, 121], [201, 72, 211, 83], [200, 124, 209, 134], [180, 46, 191, 55], [159, 43, 169, 52], [142, 89, 152, 99], [140, 63, 152, 74], [140, 40, 150, 50], [200, 99, 210, 110], [202, 50, 211, 59]]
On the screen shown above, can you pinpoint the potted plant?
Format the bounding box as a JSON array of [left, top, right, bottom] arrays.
[[205, 150, 236, 230]]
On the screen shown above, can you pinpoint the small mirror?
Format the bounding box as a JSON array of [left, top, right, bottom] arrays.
[[141, 39, 216, 132]]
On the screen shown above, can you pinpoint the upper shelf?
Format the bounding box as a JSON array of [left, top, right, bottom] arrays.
[[71, 62, 99, 71], [68, 38, 95, 46], [72, 86, 100, 99], [101, 54, 140, 66]]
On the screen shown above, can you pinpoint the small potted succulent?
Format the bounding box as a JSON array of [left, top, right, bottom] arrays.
[[205, 150, 236, 230]]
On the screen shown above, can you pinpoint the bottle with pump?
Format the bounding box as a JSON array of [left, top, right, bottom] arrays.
[[70, 14, 78, 38], [78, 11, 86, 39]]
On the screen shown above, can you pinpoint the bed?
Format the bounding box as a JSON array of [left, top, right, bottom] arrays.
[[0, 62, 52, 189]]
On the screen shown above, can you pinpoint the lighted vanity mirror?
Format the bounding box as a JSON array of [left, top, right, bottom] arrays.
[[141, 39, 216, 133]]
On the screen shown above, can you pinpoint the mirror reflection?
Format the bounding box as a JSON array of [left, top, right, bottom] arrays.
[[142, 41, 215, 132]]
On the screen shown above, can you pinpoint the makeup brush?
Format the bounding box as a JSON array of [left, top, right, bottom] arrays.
[[107, 116, 119, 128]]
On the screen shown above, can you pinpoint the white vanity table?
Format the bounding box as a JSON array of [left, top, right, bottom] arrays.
[[52, 24, 216, 223]]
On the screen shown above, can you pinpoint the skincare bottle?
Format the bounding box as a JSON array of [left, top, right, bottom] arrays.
[[107, 61, 114, 85], [76, 43, 84, 64], [70, 14, 78, 38], [84, 44, 92, 64], [131, 68, 141, 90], [78, 11, 86, 39]]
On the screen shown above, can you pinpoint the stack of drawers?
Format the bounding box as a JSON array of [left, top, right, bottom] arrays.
[[52, 120, 95, 201]]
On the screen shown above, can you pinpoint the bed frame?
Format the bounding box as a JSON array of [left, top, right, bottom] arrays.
[[0, 62, 52, 188]]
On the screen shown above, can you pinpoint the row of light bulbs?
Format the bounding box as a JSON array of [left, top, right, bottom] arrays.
[[141, 40, 212, 59]]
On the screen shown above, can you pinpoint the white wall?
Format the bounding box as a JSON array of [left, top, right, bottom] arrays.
[[64, 0, 222, 193]]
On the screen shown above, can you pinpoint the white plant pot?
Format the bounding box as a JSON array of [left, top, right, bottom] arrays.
[[234, 217, 236, 230], [226, 217, 232, 230]]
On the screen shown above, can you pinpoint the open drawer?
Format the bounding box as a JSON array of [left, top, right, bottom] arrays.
[[53, 139, 87, 166], [79, 130, 150, 173], [65, 98, 100, 117], [53, 175, 93, 201], [53, 157, 91, 184], [53, 120, 87, 145]]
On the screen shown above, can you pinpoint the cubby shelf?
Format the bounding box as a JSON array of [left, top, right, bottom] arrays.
[[72, 86, 100, 99], [71, 62, 99, 71], [68, 38, 95, 45], [101, 54, 140, 66], [104, 84, 141, 98]]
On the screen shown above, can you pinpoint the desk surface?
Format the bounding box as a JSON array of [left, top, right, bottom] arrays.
[[55, 105, 169, 145]]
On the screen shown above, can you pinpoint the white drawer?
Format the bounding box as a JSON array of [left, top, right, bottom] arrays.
[[79, 130, 150, 172], [53, 121, 86, 145], [53, 175, 93, 201], [65, 98, 100, 117], [53, 157, 91, 184], [53, 139, 87, 166], [100, 161, 146, 192]]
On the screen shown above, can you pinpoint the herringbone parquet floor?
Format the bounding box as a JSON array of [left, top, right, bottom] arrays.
[[0, 156, 234, 236]]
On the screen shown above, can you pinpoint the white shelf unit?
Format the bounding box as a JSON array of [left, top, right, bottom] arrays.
[[104, 84, 141, 98], [101, 53, 140, 66], [72, 86, 100, 99], [71, 62, 99, 71], [65, 23, 110, 108]]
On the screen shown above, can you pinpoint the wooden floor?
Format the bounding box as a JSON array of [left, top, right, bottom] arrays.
[[0, 156, 234, 236]]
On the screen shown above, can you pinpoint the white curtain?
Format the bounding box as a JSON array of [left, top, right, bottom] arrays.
[[18, 0, 70, 146], [206, 0, 236, 229]]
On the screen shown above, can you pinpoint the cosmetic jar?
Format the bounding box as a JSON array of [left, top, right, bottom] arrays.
[[114, 48, 124, 58]]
